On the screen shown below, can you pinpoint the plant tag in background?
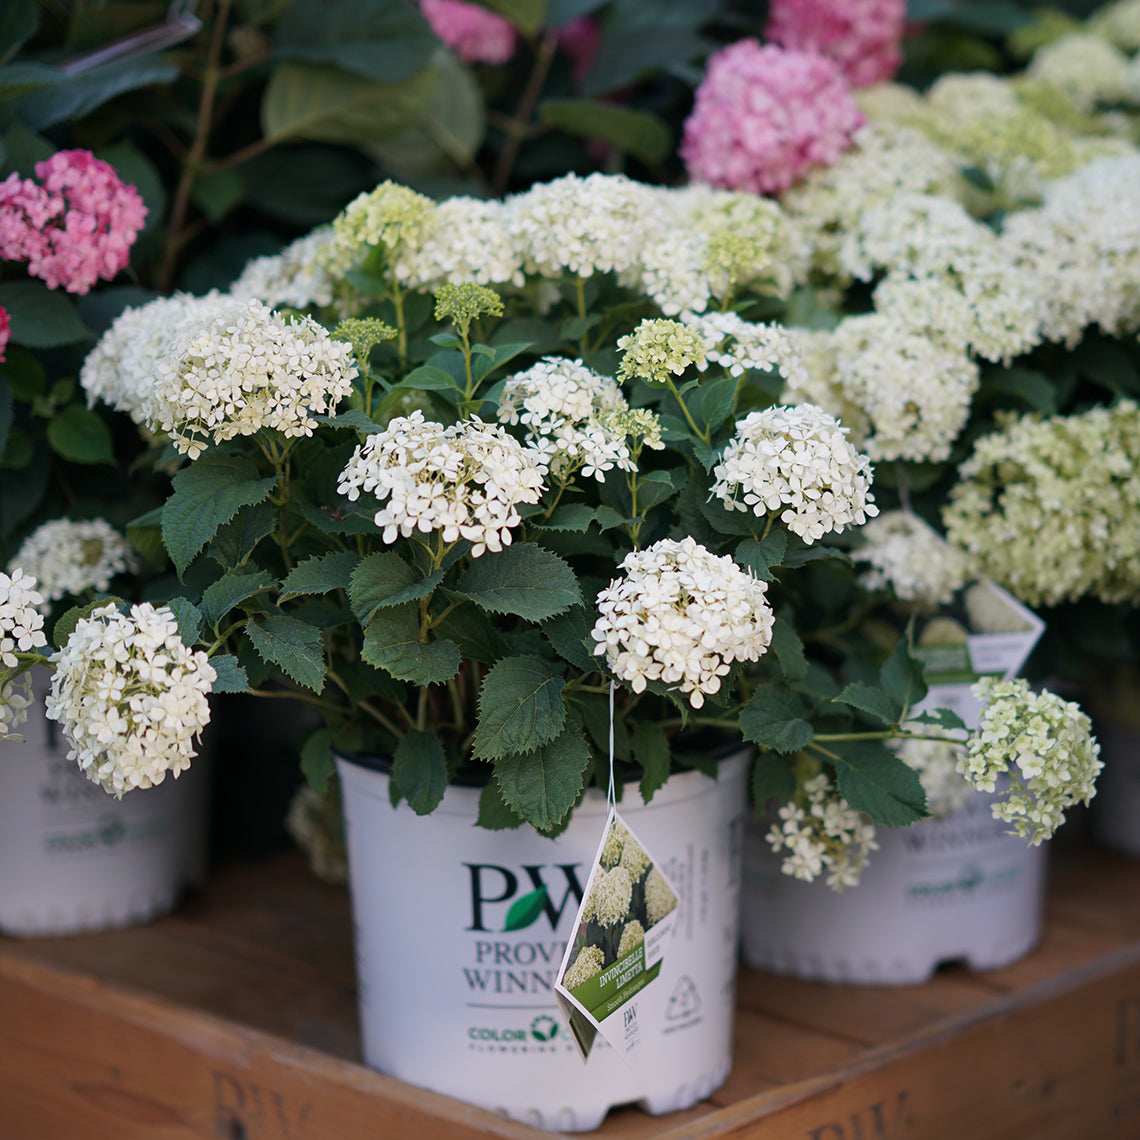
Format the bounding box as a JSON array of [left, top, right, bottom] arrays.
[[554, 809, 680, 1065]]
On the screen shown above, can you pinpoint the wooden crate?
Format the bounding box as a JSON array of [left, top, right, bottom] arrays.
[[2, 839, 1139, 1140]]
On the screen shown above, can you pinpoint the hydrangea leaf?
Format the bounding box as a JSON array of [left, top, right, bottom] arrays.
[[494, 723, 590, 833], [833, 682, 901, 727], [477, 779, 526, 830], [740, 683, 813, 754], [880, 635, 928, 717], [751, 752, 796, 815], [202, 568, 275, 628], [280, 551, 360, 602], [459, 543, 580, 621], [393, 729, 448, 815], [163, 453, 278, 575], [538, 100, 670, 165], [208, 654, 249, 695], [362, 603, 460, 684], [542, 605, 597, 673], [350, 550, 441, 622], [473, 656, 566, 761], [208, 501, 276, 569], [736, 531, 787, 581], [166, 597, 205, 647], [770, 615, 807, 682], [909, 707, 968, 732], [300, 727, 336, 794], [632, 719, 670, 803], [831, 740, 927, 828], [245, 614, 326, 692], [46, 405, 113, 465]]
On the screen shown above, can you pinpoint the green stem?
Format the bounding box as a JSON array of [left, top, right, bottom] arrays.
[[664, 376, 710, 445], [392, 279, 408, 365], [575, 276, 589, 357]]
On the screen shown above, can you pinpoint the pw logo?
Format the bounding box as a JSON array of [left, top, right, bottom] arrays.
[[464, 863, 584, 932]]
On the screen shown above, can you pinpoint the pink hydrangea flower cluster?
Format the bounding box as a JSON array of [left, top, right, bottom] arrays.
[[681, 41, 865, 196], [765, 0, 906, 88], [0, 150, 146, 295], [420, 0, 517, 65], [0, 306, 8, 363]]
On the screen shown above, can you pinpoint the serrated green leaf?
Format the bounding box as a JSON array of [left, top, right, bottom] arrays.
[[502, 885, 549, 932], [300, 727, 336, 793], [542, 605, 597, 673], [246, 614, 326, 692], [473, 656, 566, 761], [632, 720, 670, 803], [740, 684, 813, 754], [432, 594, 510, 663], [208, 501, 276, 569], [202, 568, 274, 628], [393, 729, 448, 815], [881, 635, 928, 716], [908, 707, 968, 732], [770, 617, 807, 682], [362, 603, 460, 683], [350, 550, 441, 621], [208, 654, 249, 694], [635, 469, 675, 512], [166, 597, 205, 647], [833, 682, 901, 727], [472, 341, 533, 384], [477, 779, 525, 830], [538, 504, 596, 532], [736, 531, 787, 581], [45, 404, 113, 465], [460, 543, 580, 621], [494, 723, 590, 833], [317, 409, 387, 433], [163, 453, 278, 575], [538, 99, 670, 164], [831, 741, 927, 827], [751, 753, 796, 813], [280, 551, 359, 602], [398, 364, 458, 391]]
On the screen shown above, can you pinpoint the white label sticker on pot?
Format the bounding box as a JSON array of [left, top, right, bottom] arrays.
[[554, 809, 679, 1065]]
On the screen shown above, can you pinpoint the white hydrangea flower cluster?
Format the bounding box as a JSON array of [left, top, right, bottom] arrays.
[[712, 403, 878, 541], [943, 401, 1140, 606], [780, 122, 967, 279], [618, 919, 645, 958], [79, 291, 234, 423], [497, 357, 652, 480], [1000, 154, 1140, 345], [1090, 0, 1140, 49], [11, 518, 134, 605], [855, 510, 969, 611], [780, 327, 871, 443], [230, 228, 338, 310], [323, 180, 436, 278], [400, 196, 526, 290], [893, 735, 973, 818], [563, 944, 604, 989], [592, 537, 775, 709], [147, 298, 358, 459], [45, 602, 216, 796], [1027, 32, 1131, 112], [616, 318, 707, 384], [337, 410, 547, 557], [644, 866, 678, 926], [620, 832, 651, 880], [828, 313, 980, 462], [961, 678, 1102, 844], [0, 569, 47, 741], [583, 865, 633, 927], [766, 773, 879, 892], [506, 172, 656, 281], [682, 310, 808, 388]]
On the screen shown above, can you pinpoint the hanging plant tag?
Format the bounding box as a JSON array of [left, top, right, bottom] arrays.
[[554, 808, 680, 1065]]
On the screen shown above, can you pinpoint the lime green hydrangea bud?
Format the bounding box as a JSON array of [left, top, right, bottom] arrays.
[[434, 282, 504, 339], [616, 319, 706, 385], [334, 317, 397, 369]]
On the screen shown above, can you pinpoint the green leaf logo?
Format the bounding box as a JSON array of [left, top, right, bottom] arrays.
[[502, 885, 549, 932]]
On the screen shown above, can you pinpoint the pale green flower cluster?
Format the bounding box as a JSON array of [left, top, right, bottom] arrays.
[[944, 401, 1140, 606], [583, 865, 633, 927], [616, 318, 707, 385], [285, 783, 347, 884], [326, 180, 436, 277], [855, 510, 969, 611], [11, 518, 133, 606], [644, 866, 678, 926], [617, 919, 645, 959], [766, 772, 879, 892], [963, 582, 1036, 634], [434, 281, 504, 337], [1027, 33, 1131, 112], [563, 944, 604, 990], [599, 819, 628, 869], [1090, 0, 1140, 50], [961, 678, 1102, 844]]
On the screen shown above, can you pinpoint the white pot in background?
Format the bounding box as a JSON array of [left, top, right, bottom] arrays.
[[1090, 717, 1140, 857], [740, 789, 1047, 985], [0, 668, 210, 937], [336, 750, 748, 1132]]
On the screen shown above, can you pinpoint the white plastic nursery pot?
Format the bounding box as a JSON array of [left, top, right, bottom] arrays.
[[1089, 716, 1140, 858], [740, 789, 1047, 985], [0, 668, 210, 938], [336, 749, 749, 1132]]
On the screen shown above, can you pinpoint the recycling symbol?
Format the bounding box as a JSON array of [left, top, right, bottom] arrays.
[[665, 975, 701, 1021]]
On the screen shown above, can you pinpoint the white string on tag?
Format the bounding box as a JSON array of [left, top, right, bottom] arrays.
[[607, 679, 616, 813]]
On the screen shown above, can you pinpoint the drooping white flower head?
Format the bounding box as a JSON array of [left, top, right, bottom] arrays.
[[10, 518, 134, 606], [0, 568, 47, 740], [45, 602, 216, 796], [79, 291, 234, 423], [766, 772, 878, 891], [712, 403, 878, 542], [498, 357, 658, 481], [591, 536, 774, 709], [855, 510, 969, 611], [145, 297, 358, 459], [337, 410, 547, 557], [961, 678, 1102, 845]]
